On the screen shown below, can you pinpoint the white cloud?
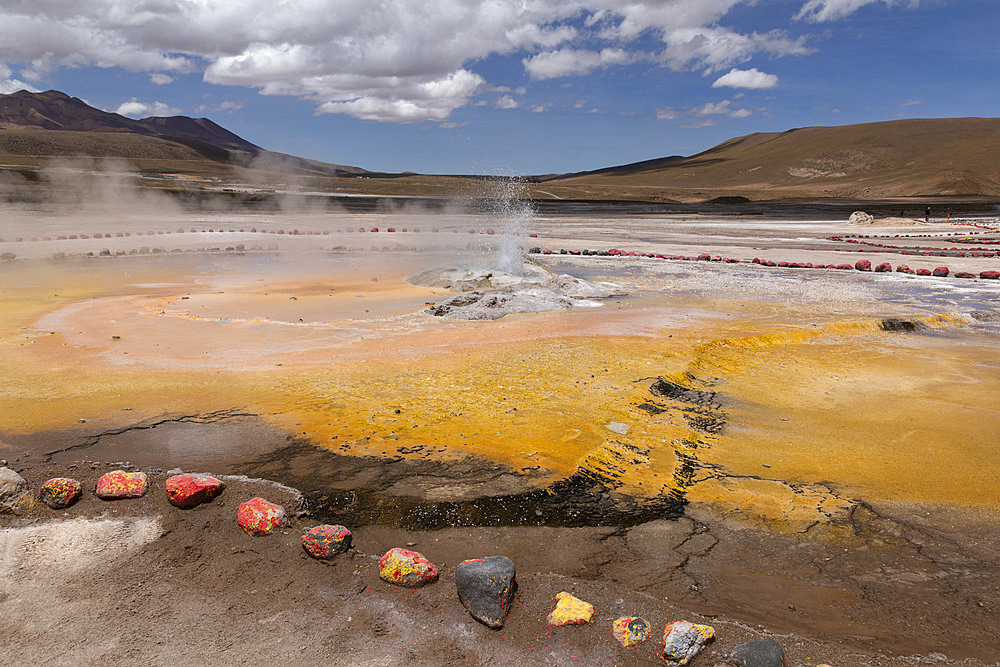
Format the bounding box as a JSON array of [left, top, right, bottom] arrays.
[[655, 107, 680, 120], [115, 98, 181, 118], [712, 67, 779, 89], [530, 103, 551, 112], [440, 121, 468, 129], [682, 119, 717, 128], [693, 100, 733, 116], [495, 94, 520, 109], [794, 0, 916, 22], [149, 73, 174, 85], [0, 1, 818, 122], [729, 107, 752, 118], [523, 47, 635, 80], [899, 98, 921, 107]]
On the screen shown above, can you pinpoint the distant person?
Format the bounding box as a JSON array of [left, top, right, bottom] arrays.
[[925, 206, 930, 223]]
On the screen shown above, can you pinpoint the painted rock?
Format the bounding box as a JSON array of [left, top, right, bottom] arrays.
[[95, 470, 148, 499], [896, 264, 913, 273], [0, 466, 32, 513], [611, 616, 651, 648], [546, 591, 595, 626], [165, 473, 225, 509], [378, 548, 438, 587], [731, 638, 786, 667], [39, 477, 82, 509], [874, 262, 892, 272], [237, 497, 287, 535], [980, 270, 1000, 279], [854, 259, 872, 271], [916, 268, 932, 276], [660, 620, 715, 666], [455, 556, 517, 629], [301, 524, 353, 560], [932, 266, 949, 277]]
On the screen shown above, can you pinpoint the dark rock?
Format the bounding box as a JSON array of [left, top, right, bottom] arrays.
[[731, 638, 786, 666], [611, 616, 651, 648], [455, 556, 517, 629]]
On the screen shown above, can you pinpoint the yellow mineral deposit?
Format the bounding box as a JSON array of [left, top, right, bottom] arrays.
[[2, 257, 998, 535]]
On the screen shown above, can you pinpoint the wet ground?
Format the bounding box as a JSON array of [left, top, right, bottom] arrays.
[[1, 208, 999, 663]]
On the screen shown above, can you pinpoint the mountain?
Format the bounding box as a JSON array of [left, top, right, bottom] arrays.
[[0, 89, 366, 178], [537, 118, 1000, 200]]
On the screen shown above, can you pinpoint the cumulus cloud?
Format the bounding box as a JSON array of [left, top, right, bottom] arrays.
[[115, 99, 181, 118], [655, 107, 680, 120], [659, 98, 751, 121], [495, 94, 520, 109], [794, 0, 917, 22], [712, 67, 779, 89], [523, 48, 635, 80], [0, 1, 818, 122]]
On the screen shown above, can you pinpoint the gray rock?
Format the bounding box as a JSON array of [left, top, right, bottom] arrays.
[[731, 638, 785, 666], [455, 556, 517, 629], [0, 466, 31, 514]]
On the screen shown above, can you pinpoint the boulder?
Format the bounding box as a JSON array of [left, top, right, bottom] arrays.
[[849, 211, 874, 225], [95, 470, 148, 499], [661, 620, 715, 666], [237, 497, 287, 535], [39, 477, 82, 509], [932, 266, 950, 277], [378, 548, 438, 587], [611, 616, 651, 648], [874, 262, 892, 272], [979, 270, 1000, 280], [546, 591, 595, 626], [0, 467, 32, 513], [854, 260, 872, 271], [455, 556, 517, 629], [165, 473, 225, 508], [301, 524, 353, 560], [731, 638, 786, 666]]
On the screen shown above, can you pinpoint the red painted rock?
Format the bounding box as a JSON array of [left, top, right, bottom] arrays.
[[836, 264, 853, 270], [301, 524, 353, 560], [237, 497, 287, 535], [980, 270, 1000, 280], [96, 470, 148, 499], [916, 268, 932, 275], [932, 266, 950, 277], [954, 272, 975, 278], [165, 473, 225, 509], [39, 477, 82, 509], [874, 262, 892, 272], [896, 264, 913, 273], [854, 260, 872, 271], [378, 548, 439, 587]]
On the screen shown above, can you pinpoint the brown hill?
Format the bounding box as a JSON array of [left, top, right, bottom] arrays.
[[536, 118, 1000, 201], [0, 89, 366, 179]]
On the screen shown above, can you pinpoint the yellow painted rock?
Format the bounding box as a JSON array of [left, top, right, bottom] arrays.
[[611, 616, 651, 648], [546, 591, 595, 626], [378, 547, 438, 587], [95, 470, 148, 499]]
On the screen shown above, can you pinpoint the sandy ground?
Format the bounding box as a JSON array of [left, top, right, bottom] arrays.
[[1, 205, 999, 665]]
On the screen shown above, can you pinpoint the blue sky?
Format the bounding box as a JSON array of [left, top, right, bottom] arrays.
[[1, 0, 995, 174]]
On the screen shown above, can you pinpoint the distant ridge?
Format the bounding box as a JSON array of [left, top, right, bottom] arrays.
[[541, 117, 1000, 199], [0, 89, 367, 177]]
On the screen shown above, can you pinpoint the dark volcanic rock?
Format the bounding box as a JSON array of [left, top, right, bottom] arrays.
[[730, 638, 786, 666], [455, 556, 517, 629]]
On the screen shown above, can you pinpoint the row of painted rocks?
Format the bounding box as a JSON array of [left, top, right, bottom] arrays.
[[2, 468, 227, 510], [527, 247, 1000, 280], [9, 465, 794, 665], [0, 226, 540, 242]]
